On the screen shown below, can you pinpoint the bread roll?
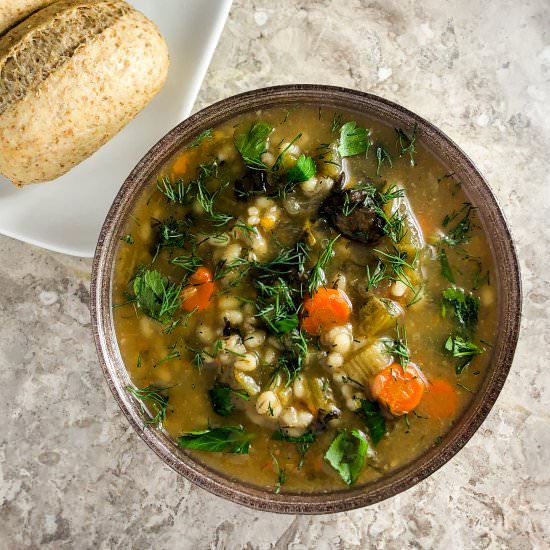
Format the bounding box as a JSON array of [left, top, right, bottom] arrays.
[[0, 0, 169, 186], [0, 0, 56, 35]]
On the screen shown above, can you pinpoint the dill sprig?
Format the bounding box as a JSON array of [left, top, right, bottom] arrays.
[[375, 146, 393, 176], [384, 322, 410, 370], [395, 124, 418, 166], [308, 235, 339, 295], [170, 253, 203, 273], [126, 385, 170, 426], [271, 453, 286, 494], [188, 128, 214, 149], [156, 176, 191, 204], [374, 247, 418, 290]]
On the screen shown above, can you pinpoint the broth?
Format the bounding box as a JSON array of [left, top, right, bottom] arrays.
[[112, 106, 497, 493]]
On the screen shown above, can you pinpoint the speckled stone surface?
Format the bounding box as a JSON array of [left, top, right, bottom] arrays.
[[1, 0, 549, 548]]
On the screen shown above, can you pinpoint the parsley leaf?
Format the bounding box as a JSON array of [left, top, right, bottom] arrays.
[[177, 426, 253, 454], [234, 122, 273, 169], [287, 154, 316, 184], [441, 287, 480, 329], [324, 429, 368, 485], [208, 383, 250, 416], [338, 121, 371, 157], [357, 400, 386, 445], [445, 335, 485, 374], [132, 268, 182, 324]]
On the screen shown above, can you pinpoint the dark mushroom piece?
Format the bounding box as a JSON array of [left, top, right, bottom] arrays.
[[320, 186, 385, 244], [234, 168, 273, 201]]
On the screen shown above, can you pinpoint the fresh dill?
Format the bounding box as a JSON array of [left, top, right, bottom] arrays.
[[126, 384, 170, 426], [331, 112, 344, 133], [156, 176, 191, 204], [272, 430, 315, 469], [374, 247, 418, 290], [308, 235, 339, 295], [375, 145, 393, 176], [187, 128, 214, 149], [271, 453, 286, 494], [170, 253, 203, 273], [395, 124, 418, 166], [384, 322, 410, 370], [366, 261, 387, 289], [152, 350, 181, 368]]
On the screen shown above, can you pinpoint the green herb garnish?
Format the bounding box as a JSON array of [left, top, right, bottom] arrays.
[[156, 176, 191, 204], [384, 322, 410, 370], [324, 429, 368, 485], [286, 154, 316, 184], [271, 453, 286, 494], [375, 146, 393, 176], [177, 426, 253, 454], [234, 122, 273, 169], [357, 400, 386, 445], [338, 121, 371, 157], [273, 430, 316, 469], [441, 287, 480, 328], [308, 235, 339, 295], [439, 249, 455, 283], [441, 203, 476, 246], [445, 335, 485, 374], [170, 253, 203, 273], [120, 234, 134, 244], [208, 383, 250, 416], [132, 268, 182, 324], [395, 124, 418, 166], [188, 128, 213, 149], [126, 384, 169, 426]]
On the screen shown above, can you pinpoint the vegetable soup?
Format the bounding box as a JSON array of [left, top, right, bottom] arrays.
[[113, 106, 497, 493]]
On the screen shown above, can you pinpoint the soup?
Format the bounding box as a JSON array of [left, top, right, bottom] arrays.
[[112, 106, 497, 493]]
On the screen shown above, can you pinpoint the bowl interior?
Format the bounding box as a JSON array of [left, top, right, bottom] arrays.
[[90, 85, 521, 514]]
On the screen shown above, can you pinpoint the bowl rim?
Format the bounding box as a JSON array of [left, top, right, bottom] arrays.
[[90, 84, 522, 514]]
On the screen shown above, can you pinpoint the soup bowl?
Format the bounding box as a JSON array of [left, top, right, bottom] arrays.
[[90, 85, 521, 514]]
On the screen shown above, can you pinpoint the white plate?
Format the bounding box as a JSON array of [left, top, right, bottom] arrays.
[[0, 0, 232, 257]]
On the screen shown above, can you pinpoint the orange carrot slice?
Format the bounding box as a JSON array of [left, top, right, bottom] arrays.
[[181, 267, 215, 311], [418, 378, 458, 419], [301, 288, 352, 334], [370, 363, 425, 416]]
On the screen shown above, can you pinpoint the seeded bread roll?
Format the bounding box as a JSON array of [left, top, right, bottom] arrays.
[[0, 0, 56, 35], [0, 0, 169, 186]]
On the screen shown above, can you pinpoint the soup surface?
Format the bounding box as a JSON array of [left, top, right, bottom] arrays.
[[113, 106, 497, 493]]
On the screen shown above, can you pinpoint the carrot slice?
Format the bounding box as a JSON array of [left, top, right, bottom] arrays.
[[418, 378, 458, 419], [301, 288, 352, 334], [181, 267, 215, 311], [370, 363, 425, 416]]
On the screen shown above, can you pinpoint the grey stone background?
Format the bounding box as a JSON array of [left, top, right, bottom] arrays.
[[1, 0, 549, 548]]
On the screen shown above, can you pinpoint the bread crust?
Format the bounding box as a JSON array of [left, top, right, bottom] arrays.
[[0, 0, 169, 185], [0, 0, 56, 35]]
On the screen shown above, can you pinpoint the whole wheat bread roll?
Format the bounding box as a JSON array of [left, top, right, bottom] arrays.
[[0, 0, 169, 186], [0, 1, 56, 35]]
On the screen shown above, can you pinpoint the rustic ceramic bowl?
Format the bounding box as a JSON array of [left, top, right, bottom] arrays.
[[90, 85, 521, 514]]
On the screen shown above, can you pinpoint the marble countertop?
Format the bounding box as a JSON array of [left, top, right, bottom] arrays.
[[1, 0, 549, 548]]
